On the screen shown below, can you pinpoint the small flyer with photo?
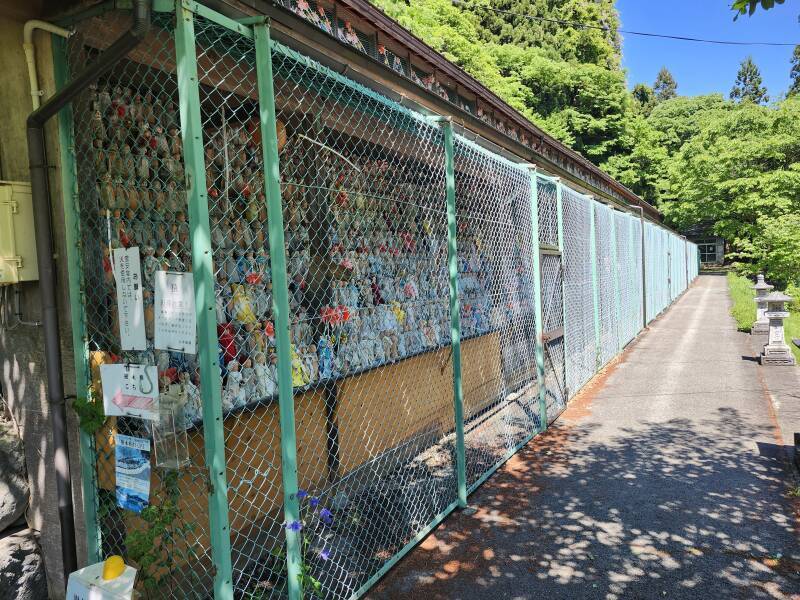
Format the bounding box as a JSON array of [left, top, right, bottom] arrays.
[[115, 434, 151, 514]]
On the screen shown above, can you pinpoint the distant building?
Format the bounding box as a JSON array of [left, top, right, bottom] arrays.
[[685, 223, 724, 265]]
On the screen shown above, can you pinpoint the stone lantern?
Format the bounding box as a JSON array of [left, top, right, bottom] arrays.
[[760, 291, 796, 366], [752, 274, 773, 334]]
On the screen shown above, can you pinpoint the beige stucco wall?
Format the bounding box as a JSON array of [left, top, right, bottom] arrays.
[[0, 4, 87, 597]]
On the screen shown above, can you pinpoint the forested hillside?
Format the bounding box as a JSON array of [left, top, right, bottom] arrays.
[[371, 0, 800, 284]]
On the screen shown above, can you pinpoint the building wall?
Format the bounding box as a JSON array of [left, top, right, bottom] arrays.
[[0, 5, 87, 597]]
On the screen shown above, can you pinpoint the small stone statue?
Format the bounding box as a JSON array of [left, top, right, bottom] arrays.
[[241, 358, 257, 400], [223, 360, 245, 410], [254, 352, 276, 398]]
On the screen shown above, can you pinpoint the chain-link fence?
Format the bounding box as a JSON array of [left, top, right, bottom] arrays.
[[56, 4, 698, 599]]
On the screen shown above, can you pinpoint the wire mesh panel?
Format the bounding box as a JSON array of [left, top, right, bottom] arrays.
[[268, 38, 457, 598], [614, 211, 635, 347], [189, 15, 293, 597], [594, 203, 618, 367], [645, 222, 666, 322], [537, 178, 559, 248], [562, 189, 594, 397], [630, 215, 644, 334], [536, 176, 566, 422], [65, 9, 219, 597], [452, 135, 539, 491]]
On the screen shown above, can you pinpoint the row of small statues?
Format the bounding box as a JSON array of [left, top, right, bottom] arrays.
[[283, 0, 528, 143]]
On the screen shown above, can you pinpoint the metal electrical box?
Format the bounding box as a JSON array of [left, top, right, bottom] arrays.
[[0, 181, 38, 285]]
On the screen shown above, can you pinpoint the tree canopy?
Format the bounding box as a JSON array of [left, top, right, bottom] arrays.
[[730, 56, 769, 104], [653, 67, 678, 102], [790, 45, 800, 96], [371, 0, 800, 283]]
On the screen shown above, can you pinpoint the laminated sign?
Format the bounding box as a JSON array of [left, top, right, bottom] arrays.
[[113, 247, 146, 351], [154, 270, 196, 354], [100, 363, 159, 421], [115, 434, 151, 514]]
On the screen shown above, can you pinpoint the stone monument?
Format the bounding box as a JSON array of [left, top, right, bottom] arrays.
[[760, 291, 796, 366], [751, 274, 773, 335]]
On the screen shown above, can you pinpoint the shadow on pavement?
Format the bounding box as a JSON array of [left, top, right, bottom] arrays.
[[370, 408, 800, 600]]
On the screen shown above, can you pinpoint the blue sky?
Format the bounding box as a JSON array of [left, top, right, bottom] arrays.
[[617, 0, 798, 99]]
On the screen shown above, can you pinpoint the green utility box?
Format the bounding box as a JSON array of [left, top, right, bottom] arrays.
[[0, 181, 38, 285]]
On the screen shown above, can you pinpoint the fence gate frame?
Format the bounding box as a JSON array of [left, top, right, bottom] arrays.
[[51, 2, 699, 598]]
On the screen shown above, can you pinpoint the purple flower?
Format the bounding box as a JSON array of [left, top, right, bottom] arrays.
[[319, 548, 330, 561], [285, 520, 303, 532], [319, 508, 334, 525], [309, 497, 320, 509], [296, 489, 308, 500]]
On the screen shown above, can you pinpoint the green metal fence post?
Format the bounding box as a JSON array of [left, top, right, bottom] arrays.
[[609, 208, 620, 353], [589, 199, 601, 369], [175, 5, 234, 598], [526, 167, 547, 431], [638, 209, 647, 327], [628, 215, 637, 336], [555, 180, 567, 399], [253, 21, 304, 598], [52, 35, 101, 565], [436, 117, 467, 508]]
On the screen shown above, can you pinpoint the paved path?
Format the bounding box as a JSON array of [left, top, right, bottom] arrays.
[[370, 274, 800, 599]]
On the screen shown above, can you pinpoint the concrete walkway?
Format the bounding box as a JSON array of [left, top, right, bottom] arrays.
[[370, 275, 800, 599]]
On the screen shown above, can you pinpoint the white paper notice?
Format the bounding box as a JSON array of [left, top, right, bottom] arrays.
[[100, 363, 159, 421], [154, 271, 196, 354], [114, 247, 146, 351]]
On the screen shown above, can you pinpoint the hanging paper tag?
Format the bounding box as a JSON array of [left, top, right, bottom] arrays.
[[100, 363, 159, 421], [154, 271, 197, 354], [115, 434, 151, 513], [114, 247, 146, 351]]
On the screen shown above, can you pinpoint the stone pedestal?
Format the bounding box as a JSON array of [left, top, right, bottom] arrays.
[[752, 274, 773, 335], [760, 291, 796, 366]]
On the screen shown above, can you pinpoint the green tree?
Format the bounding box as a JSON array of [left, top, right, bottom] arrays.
[[603, 114, 669, 201], [730, 56, 769, 103], [653, 67, 678, 102], [632, 83, 656, 115], [465, 0, 621, 68], [646, 94, 731, 155], [371, 0, 638, 172], [663, 97, 800, 280], [790, 45, 800, 96], [491, 43, 634, 164]]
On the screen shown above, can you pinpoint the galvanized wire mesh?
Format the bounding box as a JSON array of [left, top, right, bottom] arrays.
[[269, 38, 457, 599], [60, 6, 700, 600], [594, 203, 618, 367], [536, 176, 566, 423], [614, 211, 635, 347], [65, 9, 216, 597], [537, 178, 559, 248], [631, 217, 644, 329], [190, 15, 292, 597], [452, 135, 539, 492], [562, 189, 595, 397]]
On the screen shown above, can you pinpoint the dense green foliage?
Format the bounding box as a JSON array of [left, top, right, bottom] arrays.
[[653, 67, 678, 102], [370, 0, 800, 286], [790, 46, 800, 95], [730, 56, 769, 104], [663, 97, 800, 285], [466, 0, 620, 67]]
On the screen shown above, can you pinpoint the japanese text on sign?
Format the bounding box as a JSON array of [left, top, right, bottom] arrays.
[[113, 247, 146, 351], [154, 271, 196, 354]]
